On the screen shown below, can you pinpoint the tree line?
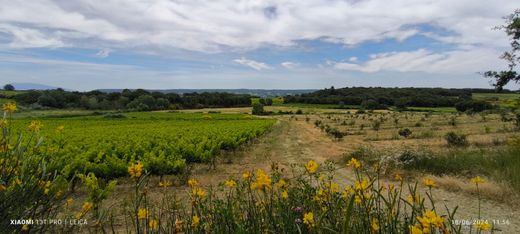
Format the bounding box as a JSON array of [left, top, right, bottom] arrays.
[[284, 87, 503, 110], [13, 89, 252, 111]]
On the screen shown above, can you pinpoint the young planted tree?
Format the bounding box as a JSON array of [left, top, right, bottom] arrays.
[[398, 128, 412, 138]]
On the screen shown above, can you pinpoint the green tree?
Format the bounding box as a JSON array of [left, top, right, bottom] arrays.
[[37, 94, 57, 107], [3, 84, 14, 91], [484, 9, 520, 90], [252, 102, 264, 115]]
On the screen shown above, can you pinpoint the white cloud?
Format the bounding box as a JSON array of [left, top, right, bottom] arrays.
[[233, 58, 271, 70], [348, 57, 358, 62], [0, 24, 65, 48], [0, 0, 516, 52], [281, 61, 298, 69], [95, 48, 112, 58], [332, 48, 504, 74], [0, 53, 137, 70]]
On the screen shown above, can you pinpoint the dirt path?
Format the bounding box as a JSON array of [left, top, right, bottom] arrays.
[[190, 118, 519, 233]]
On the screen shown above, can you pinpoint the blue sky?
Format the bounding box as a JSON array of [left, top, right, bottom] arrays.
[[0, 0, 518, 91]]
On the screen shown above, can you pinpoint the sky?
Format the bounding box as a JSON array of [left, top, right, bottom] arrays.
[[0, 0, 519, 91]]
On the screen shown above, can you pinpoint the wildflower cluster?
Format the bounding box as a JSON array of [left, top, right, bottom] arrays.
[[114, 158, 495, 233], [128, 159, 491, 233], [0, 104, 71, 233]]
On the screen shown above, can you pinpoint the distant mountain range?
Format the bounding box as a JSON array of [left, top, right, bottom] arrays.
[[11, 83, 63, 90], [98, 89, 317, 97]]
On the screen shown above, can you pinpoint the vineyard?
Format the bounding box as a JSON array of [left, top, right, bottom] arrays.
[[8, 112, 276, 179]]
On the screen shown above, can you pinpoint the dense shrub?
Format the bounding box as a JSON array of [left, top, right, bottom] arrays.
[[252, 103, 264, 115], [444, 132, 469, 147], [455, 100, 493, 112], [398, 128, 412, 138]]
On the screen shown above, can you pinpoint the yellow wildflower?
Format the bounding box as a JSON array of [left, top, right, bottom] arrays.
[[407, 194, 421, 204], [159, 180, 172, 187], [14, 178, 21, 186], [191, 187, 206, 199], [39, 181, 51, 195], [387, 183, 395, 191], [346, 158, 362, 169], [422, 178, 436, 188], [2, 102, 17, 113], [128, 162, 144, 178], [303, 212, 315, 228], [394, 173, 403, 181], [191, 215, 200, 228], [475, 222, 492, 231], [371, 218, 380, 232], [225, 179, 237, 188], [242, 171, 251, 180], [354, 195, 362, 204], [409, 224, 423, 234], [174, 219, 183, 232], [342, 186, 354, 199], [28, 121, 43, 132], [314, 189, 327, 203], [82, 202, 93, 213], [250, 169, 272, 190], [138, 208, 148, 219], [306, 160, 318, 174], [21, 224, 29, 231], [326, 182, 340, 193], [355, 179, 369, 190], [471, 176, 485, 185], [66, 198, 73, 206], [276, 179, 287, 189], [188, 178, 199, 188], [149, 219, 159, 230], [416, 210, 444, 229], [281, 190, 289, 199]]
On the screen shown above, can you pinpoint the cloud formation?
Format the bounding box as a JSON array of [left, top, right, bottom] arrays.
[[233, 58, 271, 70], [95, 48, 112, 58], [332, 48, 504, 74], [281, 61, 299, 69], [0, 0, 516, 52]]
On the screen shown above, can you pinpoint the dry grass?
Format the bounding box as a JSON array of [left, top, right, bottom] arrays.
[[429, 175, 518, 205]]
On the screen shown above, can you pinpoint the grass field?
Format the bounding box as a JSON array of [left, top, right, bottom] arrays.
[[0, 90, 24, 98], [0, 98, 11, 105], [473, 92, 520, 108], [406, 106, 457, 113]]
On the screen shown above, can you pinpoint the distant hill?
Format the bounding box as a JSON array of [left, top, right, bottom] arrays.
[[98, 89, 317, 98], [11, 83, 63, 90]]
